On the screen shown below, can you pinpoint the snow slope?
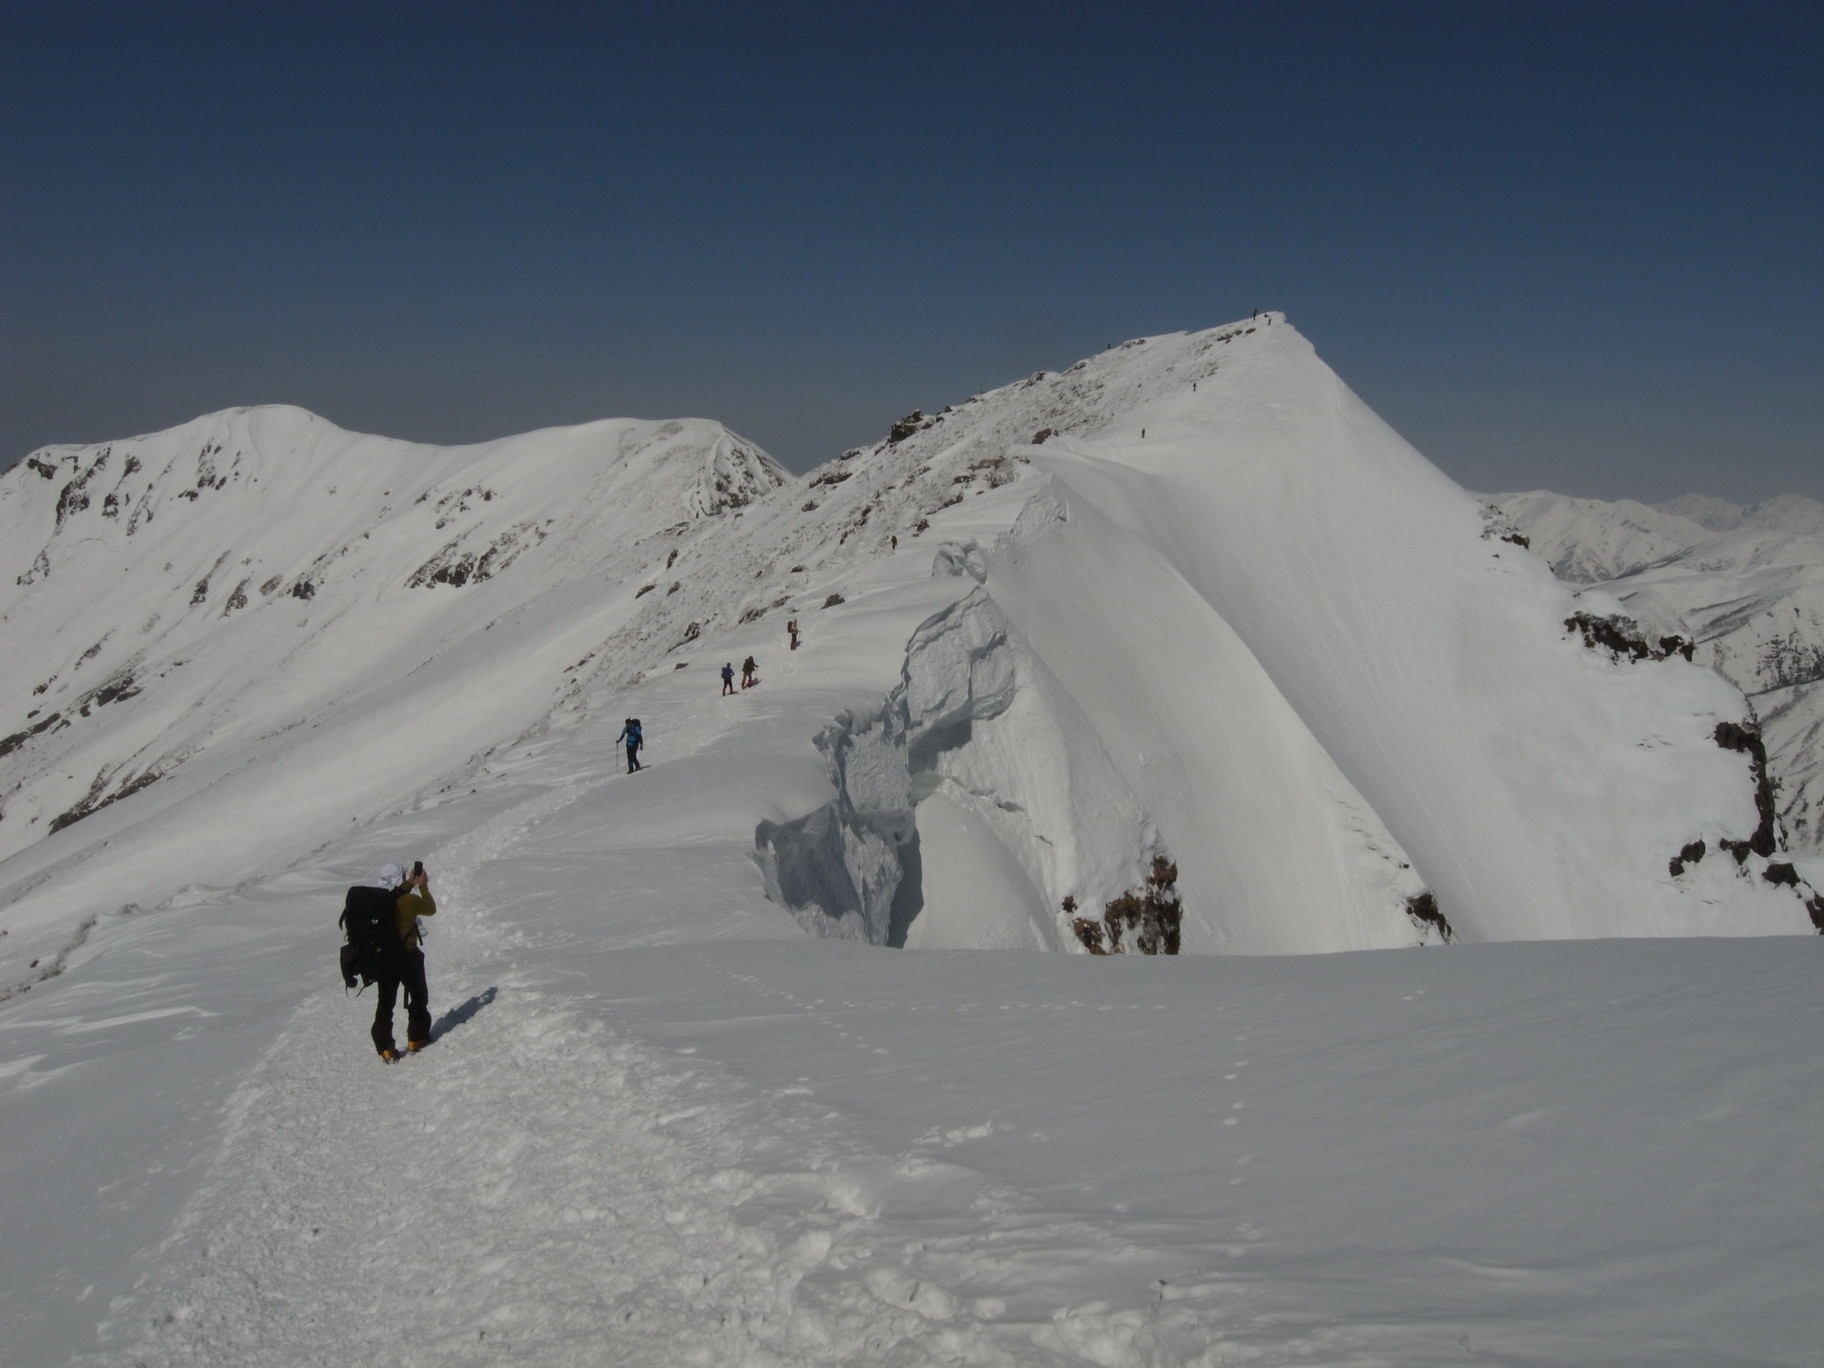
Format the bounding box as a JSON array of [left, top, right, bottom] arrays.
[[1491, 491, 1824, 851], [5, 319, 1823, 1365]]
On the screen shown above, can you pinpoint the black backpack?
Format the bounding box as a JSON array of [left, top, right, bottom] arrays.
[[339, 886, 401, 991]]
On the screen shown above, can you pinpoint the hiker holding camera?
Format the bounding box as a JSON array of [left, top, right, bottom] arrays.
[[341, 860, 437, 1061]]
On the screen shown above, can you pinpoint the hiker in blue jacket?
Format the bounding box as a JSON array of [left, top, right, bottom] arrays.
[[721, 662, 736, 695], [616, 718, 643, 772]]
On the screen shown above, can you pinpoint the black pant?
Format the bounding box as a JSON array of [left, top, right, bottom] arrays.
[[371, 948, 430, 1053], [626, 744, 642, 772]]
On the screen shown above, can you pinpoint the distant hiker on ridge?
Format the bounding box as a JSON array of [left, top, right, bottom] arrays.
[[787, 619, 800, 651], [721, 662, 736, 695], [616, 717, 644, 772], [339, 861, 437, 1062], [741, 656, 758, 689]]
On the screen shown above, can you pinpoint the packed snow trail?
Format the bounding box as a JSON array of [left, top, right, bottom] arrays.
[[80, 746, 1255, 1367]]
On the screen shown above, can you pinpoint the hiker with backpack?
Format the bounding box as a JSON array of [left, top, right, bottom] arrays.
[[339, 861, 437, 1062], [741, 655, 757, 688], [721, 662, 736, 695], [616, 717, 644, 772]]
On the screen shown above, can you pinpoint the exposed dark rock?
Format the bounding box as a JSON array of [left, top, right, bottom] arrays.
[[634, 583, 656, 598], [1565, 612, 1654, 661], [1561, 611, 1699, 666], [886, 411, 928, 444], [1405, 890, 1454, 942], [0, 712, 68, 760], [1669, 839, 1707, 876], [1071, 856, 1182, 955], [49, 770, 161, 834], [822, 594, 845, 608], [86, 673, 140, 710], [1763, 862, 1800, 887], [55, 478, 92, 527], [407, 522, 545, 589], [290, 579, 316, 600], [1714, 721, 1779, 857]]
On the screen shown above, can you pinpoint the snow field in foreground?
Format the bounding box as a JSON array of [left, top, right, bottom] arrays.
[[55, 691, 1824, 1367]]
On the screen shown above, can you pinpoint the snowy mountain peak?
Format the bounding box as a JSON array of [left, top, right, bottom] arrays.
[[3, 316, 1818, 992]]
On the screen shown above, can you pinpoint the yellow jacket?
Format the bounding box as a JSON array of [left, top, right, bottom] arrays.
[[393, 883, 436, 948]]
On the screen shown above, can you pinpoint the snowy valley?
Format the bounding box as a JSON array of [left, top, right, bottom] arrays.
[[3, 319, 1822, 1366]]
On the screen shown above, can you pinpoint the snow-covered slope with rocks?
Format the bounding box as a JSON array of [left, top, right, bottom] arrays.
[[1491, 490, 1824, 850], [6, 320, 1824, 1366]]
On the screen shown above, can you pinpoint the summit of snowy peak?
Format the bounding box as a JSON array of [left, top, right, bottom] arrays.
[[792, 313, 1291, 493]]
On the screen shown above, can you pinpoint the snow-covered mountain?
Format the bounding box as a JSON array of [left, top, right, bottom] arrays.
[[6, 320, 1824, 1365], [5, 323, 1816, 977], [1489, 489, 1824, 850]]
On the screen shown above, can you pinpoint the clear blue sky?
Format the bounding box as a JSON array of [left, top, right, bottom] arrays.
[[3, 1, 1819, 499]]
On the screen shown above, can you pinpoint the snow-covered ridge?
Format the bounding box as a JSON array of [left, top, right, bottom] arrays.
[[4, 320, 1819, 998], [743, 320, 1820, 949], [0, 406, 785, 967]]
